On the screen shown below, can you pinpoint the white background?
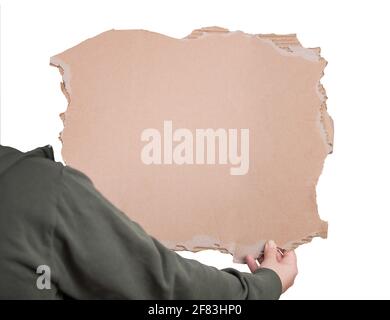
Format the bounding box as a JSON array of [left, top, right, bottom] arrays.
[[1, 0, 389, 299]]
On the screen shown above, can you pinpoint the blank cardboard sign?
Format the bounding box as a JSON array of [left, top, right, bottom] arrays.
[[51, 27, 332, 263]]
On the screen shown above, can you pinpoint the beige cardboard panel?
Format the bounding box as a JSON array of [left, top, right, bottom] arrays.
[[51, 27, 331, 263]]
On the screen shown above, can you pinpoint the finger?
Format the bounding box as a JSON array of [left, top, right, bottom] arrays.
[[262, 240, 278, 264], [245, 255, 259, 273], [276, 249, 283, 263]]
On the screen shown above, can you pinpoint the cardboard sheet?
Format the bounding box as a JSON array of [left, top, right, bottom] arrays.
[[51, 27, 332, 263]]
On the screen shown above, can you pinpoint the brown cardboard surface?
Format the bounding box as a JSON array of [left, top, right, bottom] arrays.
[[51, 27, 332, 263]]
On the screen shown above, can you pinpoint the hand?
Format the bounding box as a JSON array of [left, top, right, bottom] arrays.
[[245, 240, 298, 293]]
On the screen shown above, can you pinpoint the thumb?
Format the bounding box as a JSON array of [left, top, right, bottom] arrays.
[[262, 240, 279, 263]]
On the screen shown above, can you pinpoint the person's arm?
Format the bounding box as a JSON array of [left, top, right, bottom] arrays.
[[52, 166, 283, 299]]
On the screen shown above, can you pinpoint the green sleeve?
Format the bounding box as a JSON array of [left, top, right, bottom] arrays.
[[52, 166, 282, 300]]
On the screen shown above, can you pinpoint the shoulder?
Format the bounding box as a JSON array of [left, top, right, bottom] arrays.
[[0, 151, 65, 222]]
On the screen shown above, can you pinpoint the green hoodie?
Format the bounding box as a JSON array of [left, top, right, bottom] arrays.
[[0, 145, 282, 300]]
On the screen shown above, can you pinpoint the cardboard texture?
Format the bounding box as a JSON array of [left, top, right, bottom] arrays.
[[51, 27, 332, 263]]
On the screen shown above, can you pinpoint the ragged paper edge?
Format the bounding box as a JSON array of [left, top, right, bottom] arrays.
[[49, 62, 70, 146], [50, 27, 332, 263], [162, 219, 328, 263]]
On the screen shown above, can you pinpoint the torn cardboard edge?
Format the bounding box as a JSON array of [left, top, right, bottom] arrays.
[[163, 223, 328, 263], [50, 27, 332, 263]]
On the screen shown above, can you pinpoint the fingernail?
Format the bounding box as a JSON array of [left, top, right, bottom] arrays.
[[268, 240, 276, 248]]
